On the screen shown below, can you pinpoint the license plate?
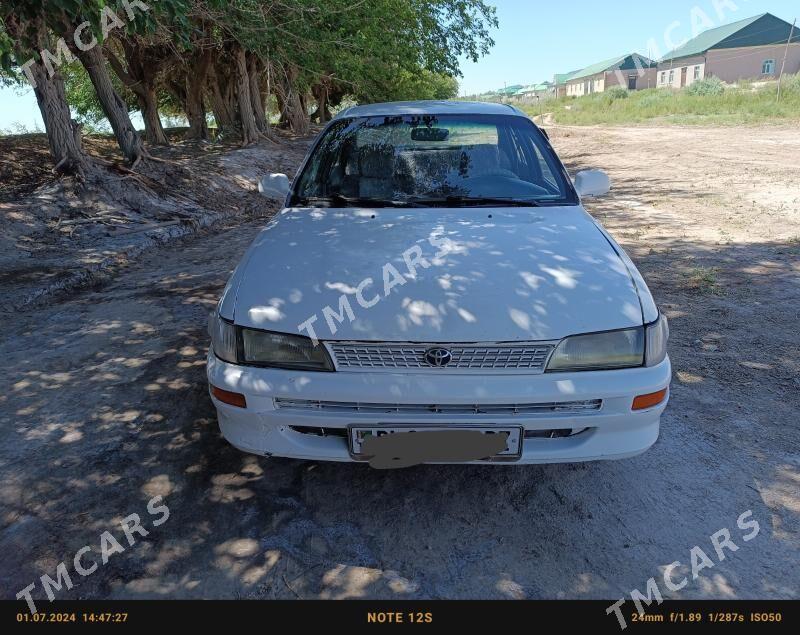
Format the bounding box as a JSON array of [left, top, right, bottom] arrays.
[[348, 425, 523, 462]]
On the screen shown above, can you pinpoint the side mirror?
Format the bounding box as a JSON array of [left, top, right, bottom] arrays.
[[258, 173, 290, 199], [574, 169, 610, 198]]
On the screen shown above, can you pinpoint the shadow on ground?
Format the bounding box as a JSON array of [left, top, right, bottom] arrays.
[[0, 145, 798, 603]]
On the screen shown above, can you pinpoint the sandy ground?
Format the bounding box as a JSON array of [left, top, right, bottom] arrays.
[[0, 124, 798, 605]]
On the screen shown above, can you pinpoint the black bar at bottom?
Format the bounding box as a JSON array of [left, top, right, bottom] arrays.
[[3, 600, 797, 631]]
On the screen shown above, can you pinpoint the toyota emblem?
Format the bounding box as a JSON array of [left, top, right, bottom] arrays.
[[424, 347, 452, 367]]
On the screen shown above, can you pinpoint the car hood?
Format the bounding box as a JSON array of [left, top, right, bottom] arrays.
[[227, 206, 645, 342]]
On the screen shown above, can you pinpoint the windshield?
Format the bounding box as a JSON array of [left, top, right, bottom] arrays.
[[291, 114, 577, 207]]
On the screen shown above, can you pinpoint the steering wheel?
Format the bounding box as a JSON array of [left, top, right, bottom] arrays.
[[461, 174, 551, 197]]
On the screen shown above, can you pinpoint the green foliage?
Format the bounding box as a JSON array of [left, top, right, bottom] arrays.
[[419, 72, 460, 100], [340, 65, 460, 104], [2, 0, 497, 149], [0, 0, 191, 70], [605, 86, 629, 101], [257, 0, 497, 103], [62, 61, 137, 128], [686, 76, 725, 96]]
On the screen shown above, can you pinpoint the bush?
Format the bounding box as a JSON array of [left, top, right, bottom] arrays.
[[686, 76, 726, 96], [781, 73, 800, 96], [605, 86, 629, 101]]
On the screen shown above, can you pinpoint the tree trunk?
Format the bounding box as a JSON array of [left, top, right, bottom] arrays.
[[105, 40, 170, 147], [233, 46, 260, 146], [328, 83, 347, 112], [135, 83, 169, 146], [75, 45, 144, 164], [274, 63, 310, 136], [287, 93, 310, 135], [247, 53, 273, 139], [310, 81, 332, 124], [208, 61, 240, 139], [32, 65, 90, 175], [9, 17, 89, 175], [185, 76, 208, 141], [185, 51, 211, 141], [275, 91, 288, 128]]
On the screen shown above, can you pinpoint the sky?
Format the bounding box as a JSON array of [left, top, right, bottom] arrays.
[[1, 0, 798, 129], [458, 0, 798, 95]]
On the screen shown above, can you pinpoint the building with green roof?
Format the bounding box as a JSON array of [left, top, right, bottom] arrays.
[[553, 70, 580, 97], [494, 84, 524, 96], [562, 53, 657, 97], [514, 82, 555, 101], [656, 13, 800, 88]]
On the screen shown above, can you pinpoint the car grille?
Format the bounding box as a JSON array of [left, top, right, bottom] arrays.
[[327, 342, 554, 371], [288, 425, 592, 439], [274, 398, 602, 416]]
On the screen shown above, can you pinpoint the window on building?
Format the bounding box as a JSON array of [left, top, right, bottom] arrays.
[[694, 65, 702, 80], [668, 70, 675, 83], [660, 72, 667, 84], [762, 59, 775, 74]]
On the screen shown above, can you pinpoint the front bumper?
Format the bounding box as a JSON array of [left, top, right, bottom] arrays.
[[206, 352, 671, 465]]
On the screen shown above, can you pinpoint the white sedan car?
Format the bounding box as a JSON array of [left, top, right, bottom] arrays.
[[207, 101, 670, 468]]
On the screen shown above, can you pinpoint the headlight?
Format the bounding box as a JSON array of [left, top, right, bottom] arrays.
[[209, 311, 333, 371], [241, 328, 333, 371], [209, 312, 237, 364], [645, 313, 669, 367], [546, 327, 644, 372]]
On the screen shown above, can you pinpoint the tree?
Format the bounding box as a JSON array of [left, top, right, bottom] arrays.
[[4, 1, 192, 165], [102, 1, 192, 146], [49, 2, 150, 164], [105, 36, 174, 145], [265, 0, 495, 119], [2, 0, 498, 173], [179, 22, 213, 140], [198, 0, 283, 143], [0, 10, 90, 175]]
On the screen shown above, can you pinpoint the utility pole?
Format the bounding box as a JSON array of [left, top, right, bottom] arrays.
[[777, 18, 796, 102]]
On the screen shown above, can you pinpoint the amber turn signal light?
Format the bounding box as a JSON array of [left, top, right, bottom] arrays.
[[632, 388, 668, 411], [211, 385, 247, 408]]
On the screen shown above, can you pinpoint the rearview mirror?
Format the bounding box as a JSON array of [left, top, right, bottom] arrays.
[[573, 169, 610, 198], [259, 173, 290, 199]]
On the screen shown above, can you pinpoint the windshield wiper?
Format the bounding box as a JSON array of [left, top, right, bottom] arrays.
[[297, 194, 425, 208], [415, 196, 543, 208], [297, 194, 545, 208]]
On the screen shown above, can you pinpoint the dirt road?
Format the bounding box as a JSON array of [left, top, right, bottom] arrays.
[[1, 124, 798, 604]]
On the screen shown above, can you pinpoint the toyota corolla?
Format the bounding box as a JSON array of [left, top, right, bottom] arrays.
[[207, 100, 670, 467]]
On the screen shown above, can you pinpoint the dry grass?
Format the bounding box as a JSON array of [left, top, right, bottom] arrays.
[[684, 266, 722, 294]]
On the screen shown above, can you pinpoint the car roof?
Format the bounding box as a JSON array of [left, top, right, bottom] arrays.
[[334, 100, 529, 120]]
